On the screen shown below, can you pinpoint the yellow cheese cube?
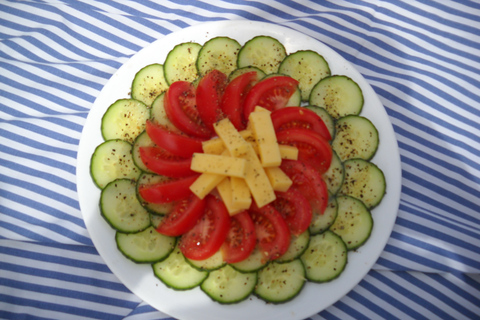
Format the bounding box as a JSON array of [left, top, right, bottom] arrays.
[[230, 177, 252, 210], [202, 137, 224, 155], [214, 118, 250, 157], [189, 173, 225, 199], [241, 144, 276, 207], [249, 108, 282, 167], [191, 153, 247, 178], [279, 144, 299, 160], [216, 178, 245, 215], [265, 167, 293, 192]]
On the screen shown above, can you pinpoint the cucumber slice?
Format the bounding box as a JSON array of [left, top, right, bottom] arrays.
[[200, 265, 257, 304], [279, 50, 331, 101], [330, 195, 373, 250], [101, 99, 150, 143], [309, 196, 338, 235], [304, 105, 335, 140], [164, 42, 202, 85], [254, 259, 306, 304], [116, 226, 176, 263], [186, 250, 226, 271], [340, 158, 386, 209], [301, 230, 347, 282], [237, 35, 287, 74], [131, 63, 169, 107], [136, 173, 175, 215], [150, 212, 164, 228], [100, 179, 151, 233], [132, 130, 154, 173], [150, 92, 181, 133], [230, 247, 267, 273], [322, 150, 344, 195], [228, 66, 265, 82], [196, 36, 241, 77], [276, 230, 310, 263], [152, 245, 208, 290], [309, 75, 364, 119], [332, 115, 379, 162], [90, 139, 141, 189]]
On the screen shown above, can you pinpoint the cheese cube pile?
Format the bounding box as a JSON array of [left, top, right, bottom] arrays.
[[189, 107, 298, 215]]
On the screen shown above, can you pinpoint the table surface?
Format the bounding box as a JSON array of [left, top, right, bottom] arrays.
[[1, 1, 479, 320]]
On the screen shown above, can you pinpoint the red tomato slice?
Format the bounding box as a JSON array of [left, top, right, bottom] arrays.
[[273, 188, 312, 236], [179, 195, 231, 261], [156, 194, 206, 237], [271, 106, 331, 141], [139, 146, 194, 178], [221, 211, 256, 264], [276, 128, 332, 174], [281, 160, 328, 216], [145, 120, 204, 158], [164, 81, 213, 138], [138, 174, 199, 204], [221, 71, 259, 130], [243, 76, 299, 120], [249, 204, 291, 261], [196, 69, 228, 131]]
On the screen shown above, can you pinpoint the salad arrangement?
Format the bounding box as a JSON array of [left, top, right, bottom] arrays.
[[90, 34, 386, 305]]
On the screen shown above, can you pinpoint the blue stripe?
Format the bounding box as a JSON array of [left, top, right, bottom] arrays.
[[0, 290, 130, 320], [1, 120, 80, 145], [0, 156, 76, 187], [358, 273, 425, 319], [0, 261, 125, 292], [426, 273, 480, 312], [0, 220, 57, 243], [396, 272, 479, 319], [0, 174, 79, 210], [347, 289, 399, 319], [332, 299, 369, 320], [0, 129, 77, 159], [0, 311, 52, 320], [0, 243, 107, 273]]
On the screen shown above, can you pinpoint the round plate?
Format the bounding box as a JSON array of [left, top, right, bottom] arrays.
[[76, 20, 401, 320]]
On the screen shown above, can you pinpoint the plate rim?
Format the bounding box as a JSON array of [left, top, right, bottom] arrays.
[[76, 20, 402, 320]]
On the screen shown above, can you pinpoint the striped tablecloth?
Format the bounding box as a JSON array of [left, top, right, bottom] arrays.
[[1, 1, 479, 319]]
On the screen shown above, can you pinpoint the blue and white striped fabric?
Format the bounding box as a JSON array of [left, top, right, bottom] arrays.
[[1, 0, 479, 319]]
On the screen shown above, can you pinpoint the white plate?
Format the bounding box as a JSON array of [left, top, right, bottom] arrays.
[[77, 20, 401, 320]]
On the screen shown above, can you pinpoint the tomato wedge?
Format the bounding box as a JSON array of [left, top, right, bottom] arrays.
[[276, 128, 332, 174], [221, 211, 256, 264], [243, 75, 299, 120], [139, 146, 193, 178], [156, 194, 206, 236], [273, 188, 312, 236], [271, 106, 331, 141], [221, 71, 259, 130], [145, 120, 204, 158], [179, 195, 231, 260], [249, 204, 291, 261], [164, 81, 213, 138], [196, 69, 228, 131], [281, 160, 328, 216], [138, 174, 199, 204]]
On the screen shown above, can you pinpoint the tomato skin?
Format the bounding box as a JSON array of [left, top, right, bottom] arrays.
[[179, 195, 231, 261], [221, 71, 259, 130], [276, 128, 332, 174], [271, 106, 331, 141], [221, 211, 256, 264], [196, 69, 228, 131], [243, 76, 299, 120], [138, 174, 199, 204], [273, 188, 312, 236], [281, 160, 328, 216], [145, 120, 204, 158], [249, 204, 291, 261], [156, 194, 206, 236], [164, 81, 213, 138], [139, 146, 194, 178]]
